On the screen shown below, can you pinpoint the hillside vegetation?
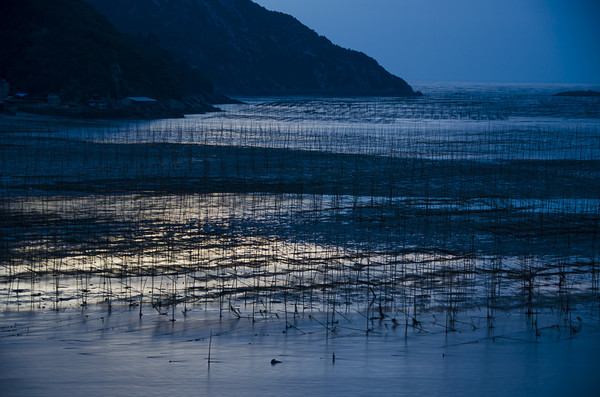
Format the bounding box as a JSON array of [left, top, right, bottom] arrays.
[[0, 0, 214, 102], [86, 0, 419, 96]]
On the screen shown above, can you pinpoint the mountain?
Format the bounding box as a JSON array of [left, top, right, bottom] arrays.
[[0, 0, 218, 110], [85, 0, 420, 96]]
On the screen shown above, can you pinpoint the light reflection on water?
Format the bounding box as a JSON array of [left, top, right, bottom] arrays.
[[8, 83, 598, 160], [1, 84, 600, 395], [2, 193, 597, 319], [0, 305, 599, 397]]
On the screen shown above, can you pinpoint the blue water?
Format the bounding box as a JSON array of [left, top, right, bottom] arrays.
[[87, 82, 600, 160], [1, 307, 599, 397], [1, 82, 599, 396]]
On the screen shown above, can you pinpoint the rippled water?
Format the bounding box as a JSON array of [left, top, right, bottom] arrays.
[[1, 305, 599, 397], [1, 83, 599, 395]]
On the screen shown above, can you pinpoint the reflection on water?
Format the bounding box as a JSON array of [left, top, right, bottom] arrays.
[[1, 303, 599, 397], [1, 84, 599, 332], [2, 192, 598, 331], [1, 84, 600, 395]]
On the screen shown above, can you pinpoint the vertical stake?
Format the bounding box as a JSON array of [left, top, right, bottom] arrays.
[[208, 330, 213, 367]]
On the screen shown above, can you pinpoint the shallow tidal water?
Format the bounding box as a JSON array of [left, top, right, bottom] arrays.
[[1, 82, 600, 395], [1, 305, 599, 397]]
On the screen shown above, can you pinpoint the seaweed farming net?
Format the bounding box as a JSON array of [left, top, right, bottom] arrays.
[[1, 85, 599, 328]]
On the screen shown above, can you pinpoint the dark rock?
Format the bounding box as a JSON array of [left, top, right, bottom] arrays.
[[554, 90, 600, 97]]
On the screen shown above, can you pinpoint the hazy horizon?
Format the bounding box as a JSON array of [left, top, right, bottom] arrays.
[[254, 0, 600, 85]]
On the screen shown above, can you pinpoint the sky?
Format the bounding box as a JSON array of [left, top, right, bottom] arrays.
[[253, 0, 600, 84]]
